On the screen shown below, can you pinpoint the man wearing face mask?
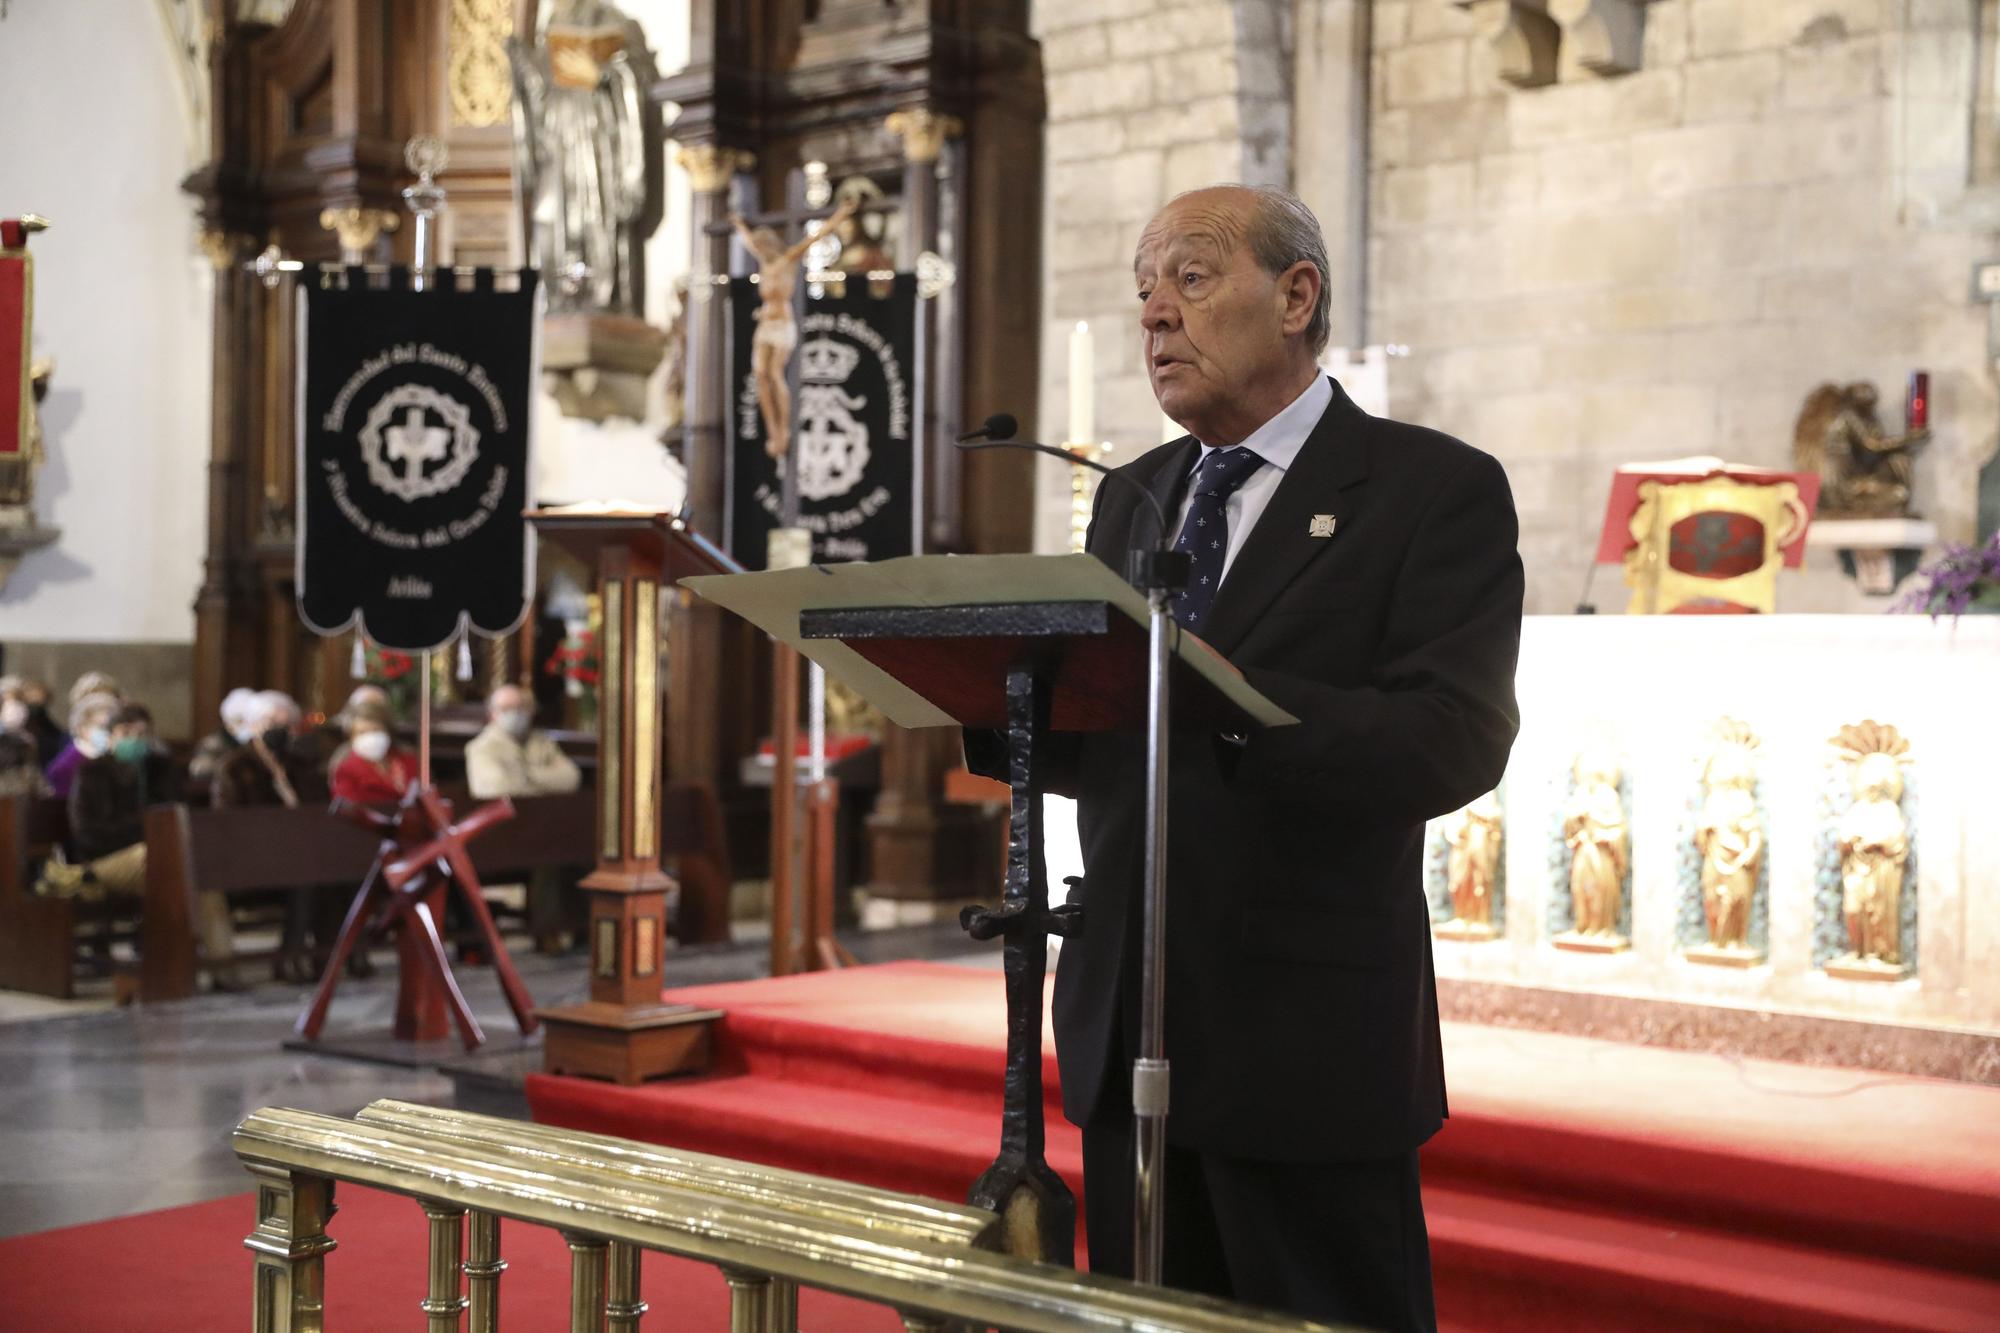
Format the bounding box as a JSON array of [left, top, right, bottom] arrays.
[[44, 691, 121, 799], [466, 684, 582, 950], [40, 703, 180, 901]]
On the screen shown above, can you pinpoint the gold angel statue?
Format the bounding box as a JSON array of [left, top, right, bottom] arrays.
[[1438, 790, 1503, 939], [1831, 721, 1912, 976], [1691, 720, 1763, 959], [1560, 748, 1628, 947]]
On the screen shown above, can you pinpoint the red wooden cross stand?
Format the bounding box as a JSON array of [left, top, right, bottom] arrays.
[[295, 784, 538, 1050]]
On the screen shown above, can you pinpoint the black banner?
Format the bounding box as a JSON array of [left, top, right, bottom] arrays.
[[726, 274, 919, 569], [296, 267, 539, 652]]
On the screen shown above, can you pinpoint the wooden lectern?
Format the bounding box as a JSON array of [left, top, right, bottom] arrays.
[[527, 506, 740, 1084], [684, 553, 1292, 1265]]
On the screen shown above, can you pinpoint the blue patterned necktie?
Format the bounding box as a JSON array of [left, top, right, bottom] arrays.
[[1171, 446, 1266, 630]]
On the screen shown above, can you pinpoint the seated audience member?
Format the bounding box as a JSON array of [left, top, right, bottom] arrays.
[[466, 684, 583, 950], [44, 691, 120, 798], [329, 703, 416, 806], [67, 671, 123, 708], [466, 685, 580, 799], [215, 692, 334, 981], [1, 690, 52, 798], [42, 702, 179, 898], [12, 678, 69, 769], [188, 687, 259, 790], [323, 683, 392, 775]]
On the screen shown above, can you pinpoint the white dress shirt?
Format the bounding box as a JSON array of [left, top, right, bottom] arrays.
[[1170, 372, 1333, 587]]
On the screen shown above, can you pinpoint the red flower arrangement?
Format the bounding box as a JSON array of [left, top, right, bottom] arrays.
[[544, 628, 600, 689]]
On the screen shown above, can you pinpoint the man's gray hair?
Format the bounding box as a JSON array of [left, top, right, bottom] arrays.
[[1240, 186, 1333, 355]]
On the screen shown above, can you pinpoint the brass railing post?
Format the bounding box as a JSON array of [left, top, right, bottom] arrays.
[[767, 1277, 798, 1333], [420, 1199, 469, 1331], [606, 1241, 647, 1332], [899, 1315, 947, 1333], [464, 1211, 506, 1333], [564, 1230, 611, 1333], [724, 1268, 772, 1333], [242, 1166, 336, 1333]]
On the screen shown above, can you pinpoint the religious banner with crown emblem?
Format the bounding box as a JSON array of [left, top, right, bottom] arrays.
[[725, 273, 919, 568], [296, 266, 541, 651]]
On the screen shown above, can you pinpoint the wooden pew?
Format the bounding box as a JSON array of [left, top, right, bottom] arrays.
[[0, 794, 80, 998], [137, 785, 731, 1001]]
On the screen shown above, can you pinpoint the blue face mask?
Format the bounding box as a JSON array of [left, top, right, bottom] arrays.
[[82, 727, 112, 755]]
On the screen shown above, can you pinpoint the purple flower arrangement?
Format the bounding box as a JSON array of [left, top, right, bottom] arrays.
[[1894, 530, 2000, 618]]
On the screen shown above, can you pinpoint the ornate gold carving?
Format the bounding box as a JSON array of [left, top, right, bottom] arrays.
[[1622, 476, 1807, 615], [1555, 747, 1628, 952], [1437, 790, 1503, 941], [1828, 721, 1913, 978], [632, 578, 659, 861], [1690, 719, 1763, 964], [600, 579, 624, 860], [884, 107, 963, 164], [675, 144, 755, 194], [316, 206, 400, 258], [594, 917, 619, 979], [450, 0, 513, 127], [1793, 381, 1929, 520], [197, 227, 240, 271]]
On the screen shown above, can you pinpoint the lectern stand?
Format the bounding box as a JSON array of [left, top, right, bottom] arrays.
[[684, 553, 1293, 1264], [528, 506, 741, 1084]]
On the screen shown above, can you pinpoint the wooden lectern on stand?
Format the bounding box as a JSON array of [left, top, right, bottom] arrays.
[[528, 506, 742, 1084], [684, 553, 1293, 1265]]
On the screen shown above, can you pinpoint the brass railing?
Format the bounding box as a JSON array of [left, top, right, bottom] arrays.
[[234, 1100, 1340, 1332]]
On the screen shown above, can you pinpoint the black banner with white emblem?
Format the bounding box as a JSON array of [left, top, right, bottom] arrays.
[[726, 273, 919, 569], [296, 266, 539, 652]]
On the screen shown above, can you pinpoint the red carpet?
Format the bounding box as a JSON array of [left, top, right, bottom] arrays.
[[527, 962, 2000, 1332], [0, 1180, 902, 1332]]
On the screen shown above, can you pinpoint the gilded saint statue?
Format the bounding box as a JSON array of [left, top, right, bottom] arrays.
[[1690, 720, 1763, 964], [1436, 790, 1503, 941], [1829, 721, 1913, 980], [1792, 382, 1930, 519], [508, 0, 652, 314], [729, 197, 858, 458], [1557, 748, 1628, 952]]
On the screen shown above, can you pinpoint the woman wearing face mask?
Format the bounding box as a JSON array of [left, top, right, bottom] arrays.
[[43, 691, 120, 798], [0, 686, 53, 799], [188, 687, 259, 792], [330, 704, 416, 806]]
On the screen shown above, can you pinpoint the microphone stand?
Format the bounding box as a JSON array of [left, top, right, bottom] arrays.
[[959, 436, 1188, 1284]]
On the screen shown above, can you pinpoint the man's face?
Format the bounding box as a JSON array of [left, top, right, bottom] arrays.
[[1134, 190, 1294, 443], [111, 719, 150, 743]]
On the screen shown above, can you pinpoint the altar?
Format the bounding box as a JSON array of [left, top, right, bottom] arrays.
[[1428, 613, 2000, 1076]]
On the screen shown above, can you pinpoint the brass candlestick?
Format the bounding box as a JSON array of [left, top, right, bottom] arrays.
[[1063, 439, 1113, 553]]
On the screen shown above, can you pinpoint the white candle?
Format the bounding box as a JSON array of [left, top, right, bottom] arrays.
[[1068, 320, 1094, 445]]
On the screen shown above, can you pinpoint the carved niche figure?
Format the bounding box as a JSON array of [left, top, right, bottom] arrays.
[[1558, 747, 1628, 951], [1691, 720, 1763, 961], [1792, 382, 1930, 519], [1830, 721, 1913, 979], [728, 197, 858, 458], [508, 0, 652, 314], [1438, 790, 1503, 940]]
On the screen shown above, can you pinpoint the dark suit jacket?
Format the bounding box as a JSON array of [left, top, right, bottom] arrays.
[[1023, 381, 1523, 1164]]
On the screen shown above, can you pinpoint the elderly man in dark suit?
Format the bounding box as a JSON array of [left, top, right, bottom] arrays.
[[1009, 185, 1523, 1330]]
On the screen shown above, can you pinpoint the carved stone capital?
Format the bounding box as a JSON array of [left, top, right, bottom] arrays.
[[884, 107, 963, 164], [1456, 0, 1560, 89], [674, 144, 755, 194], [317, 206, 400, 257], [1549, 0, 1650, 77]]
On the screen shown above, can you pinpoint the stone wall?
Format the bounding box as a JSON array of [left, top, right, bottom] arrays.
[[1368, 0, 2000, 612], [1030, 0, 1294, 552]]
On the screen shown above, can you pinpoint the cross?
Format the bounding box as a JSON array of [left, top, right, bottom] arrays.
[[385, 407, 451, 485]]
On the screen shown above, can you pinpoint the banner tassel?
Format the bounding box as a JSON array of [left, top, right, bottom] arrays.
[[456, 634, 474, 681], [350, 635, 367, 679]]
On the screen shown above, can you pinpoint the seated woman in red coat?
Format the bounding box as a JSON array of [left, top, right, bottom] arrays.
[[329, 704, 415, 807]]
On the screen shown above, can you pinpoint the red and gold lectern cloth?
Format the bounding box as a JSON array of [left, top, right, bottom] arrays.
[[1595, 459, 1820, 614]]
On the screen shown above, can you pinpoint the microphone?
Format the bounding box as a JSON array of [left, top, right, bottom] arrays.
[[956, 413, 1018, 444], [954, 426, 1187, 593]]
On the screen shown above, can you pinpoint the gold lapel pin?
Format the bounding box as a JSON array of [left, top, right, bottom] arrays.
[[1308, 514, 1337, 538]]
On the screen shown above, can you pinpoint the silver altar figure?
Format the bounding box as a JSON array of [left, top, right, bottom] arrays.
[[508, 0, 651, 313]]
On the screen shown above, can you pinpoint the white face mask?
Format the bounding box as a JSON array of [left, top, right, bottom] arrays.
[[498, 708, 532, 740], [0, 700, 26, 731], [352, 730, 392, 763]]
